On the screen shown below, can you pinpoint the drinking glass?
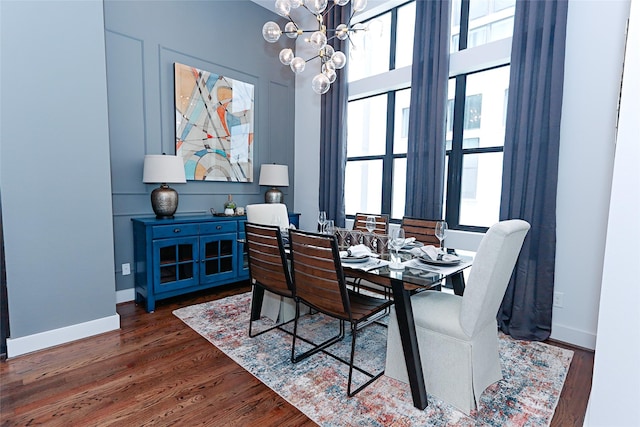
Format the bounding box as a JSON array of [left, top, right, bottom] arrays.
[[389, 228, 405, 269], [365, 215, 376, 234], [435, 221, 448, 251], [318, 211, 327, 233], [325, 220, 335, 235]]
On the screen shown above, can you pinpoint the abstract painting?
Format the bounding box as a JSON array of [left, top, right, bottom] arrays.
[[175, 62, 254, 182]]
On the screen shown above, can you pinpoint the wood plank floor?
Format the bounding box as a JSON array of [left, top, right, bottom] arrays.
[[1, 283, 594, 426]]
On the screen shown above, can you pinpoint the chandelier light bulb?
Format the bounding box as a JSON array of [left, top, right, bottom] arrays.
[[290, 0, 303, 7], [262, 21, 282, 43], [274, 0, 291, 17], [323, 44, 335, 59], [352, 0, 367, 12], [312, 73, 331, 94], [331, 51, 347, 69], [279, 48, 294, 65], [309, 31, 327, 50], [284, 22, 299, 38], [335, 23, 349, 40], [335, 0, 350, 5], [324, 68, 337, 83], [304, 0, 328, 14], [322, 60, 335, 72], [290, 57, 306, 73]]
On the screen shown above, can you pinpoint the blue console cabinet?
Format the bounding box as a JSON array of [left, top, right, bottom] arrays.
[[132, 213, 299, 312]]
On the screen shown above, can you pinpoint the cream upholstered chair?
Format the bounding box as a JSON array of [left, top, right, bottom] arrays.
[[385, 219, 530, 414], [246, 203, 294, 321]]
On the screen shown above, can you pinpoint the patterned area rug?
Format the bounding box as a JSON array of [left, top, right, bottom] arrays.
[[173, 292, 573, 426]]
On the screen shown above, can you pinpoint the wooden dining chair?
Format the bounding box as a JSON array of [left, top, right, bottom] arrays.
[[352, 213, 389, 234], [288, 229, 393, 396], [245, 222, 295, 338], [400, 216, 441, 247]]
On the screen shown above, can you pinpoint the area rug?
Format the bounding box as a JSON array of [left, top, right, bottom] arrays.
[[173, 292, 573, 426]]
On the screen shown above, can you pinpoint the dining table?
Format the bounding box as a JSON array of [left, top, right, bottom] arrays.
[[342, 248, 473, 410]]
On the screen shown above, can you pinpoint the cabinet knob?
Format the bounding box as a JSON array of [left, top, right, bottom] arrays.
[[216, 225, 222, 230], [173, 228, 181, 233]]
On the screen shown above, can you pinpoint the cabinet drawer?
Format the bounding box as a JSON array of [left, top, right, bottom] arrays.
[[152, 224, 199, 239], [200, 221, 237, 235]]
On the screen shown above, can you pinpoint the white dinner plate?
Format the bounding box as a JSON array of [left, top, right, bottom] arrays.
[[417, 256, 461, 266], [341, 255, 370, 264]]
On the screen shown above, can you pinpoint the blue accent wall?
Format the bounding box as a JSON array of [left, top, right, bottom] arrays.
[[0, 0, 294, 345], [103, 0, 295, 292]]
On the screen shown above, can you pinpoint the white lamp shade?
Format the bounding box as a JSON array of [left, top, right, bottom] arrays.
[[259, 164, 289, 187], [143, 155, 187, 184]]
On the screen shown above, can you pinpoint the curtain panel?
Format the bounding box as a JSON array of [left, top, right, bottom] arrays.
[[498, 0, 569, 341], [404, 0, 451, 219], [318, 4, 350, 228]]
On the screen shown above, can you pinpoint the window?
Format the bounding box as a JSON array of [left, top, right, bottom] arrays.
[[445, 0, 514, 230], [344, 0, 514, 230], [345, 2, 415, 218]]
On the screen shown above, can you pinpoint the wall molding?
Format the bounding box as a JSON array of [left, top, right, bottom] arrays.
[[550, 322, 596, 351], [116, 288, 135, 304], [6, 314, 120, 358]]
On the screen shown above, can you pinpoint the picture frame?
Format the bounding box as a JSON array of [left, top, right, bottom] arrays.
[[174, 62, 254, 182]]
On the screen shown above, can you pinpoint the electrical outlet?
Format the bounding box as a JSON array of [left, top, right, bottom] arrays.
[[122, 263, 131, 276], [553, 291, 564, 308]]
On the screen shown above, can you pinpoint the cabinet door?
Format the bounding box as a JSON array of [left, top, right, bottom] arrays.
[[236, 231, 249, 279], [200, 233, 237, 283], [152, 236, 199, 292]]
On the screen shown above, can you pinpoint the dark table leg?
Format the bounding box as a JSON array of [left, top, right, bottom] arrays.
[[250, 285, 264, 321], [390, 277, 428, 410], [447, 271, 465, 296]]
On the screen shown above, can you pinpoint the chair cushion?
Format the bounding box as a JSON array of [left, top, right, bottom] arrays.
[[410, 291, 470, 341]]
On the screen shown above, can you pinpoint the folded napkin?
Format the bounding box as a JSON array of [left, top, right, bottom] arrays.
[[409, 245, 458, 262], [402, 237, 416, 247], [339, 244, 378, 258]]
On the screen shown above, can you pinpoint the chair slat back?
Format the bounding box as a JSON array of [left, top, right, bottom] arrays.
[[245, 222, 293, 298], [353, 213, 389, 234], [401, 216, 441, 247], [289, 230, 351, 320]]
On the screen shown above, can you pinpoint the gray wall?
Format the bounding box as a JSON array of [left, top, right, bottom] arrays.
[[1, 1, 117, 338], [0, 0, 294, 350], [103, 0, 296, 292]]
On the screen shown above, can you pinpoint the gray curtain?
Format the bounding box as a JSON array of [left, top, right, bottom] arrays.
[[319, 4, 350, 228], [404, 0, 451, 219], [498, 0, 569, 341]]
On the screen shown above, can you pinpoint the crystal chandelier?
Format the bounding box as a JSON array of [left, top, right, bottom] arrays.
[[262, 0, 368, 94]]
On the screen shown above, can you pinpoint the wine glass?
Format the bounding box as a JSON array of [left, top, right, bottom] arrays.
[[365, 215, 376, 234], [318, 211, 327, 233], [389, 228, 405, 269], [435, 221, 448, 251], [325, 220, 335, 235]]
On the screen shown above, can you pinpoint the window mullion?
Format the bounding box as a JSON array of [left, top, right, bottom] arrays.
[[446, 74, 467, 226], [381, 91, 395, 215]]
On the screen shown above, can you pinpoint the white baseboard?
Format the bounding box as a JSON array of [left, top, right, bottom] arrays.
[[551, 322, 597, 350], [6, 314, 121, 358], [116, 288, 135, 304]]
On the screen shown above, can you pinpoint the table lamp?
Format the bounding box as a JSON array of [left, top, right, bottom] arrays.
[[143, 154, 187, 219], [259, 164, 289, 203]]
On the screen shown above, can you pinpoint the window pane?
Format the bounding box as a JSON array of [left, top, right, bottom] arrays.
[[446, 78, 456, 145], [467, 0, 515, 49], [348, 13, 391, 82], [464, 66, 510, 148], [459, 152, 503, 227], [393, 88, 411, 154], [347, 94, 388, 157], [345, 160, 383, 215], [395, 2, 416, 69], [451, 0, 515, 52], [391, 158, 406, 219]]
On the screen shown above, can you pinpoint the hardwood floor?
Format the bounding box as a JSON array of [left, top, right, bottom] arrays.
[[1, 283, 594, 426]]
